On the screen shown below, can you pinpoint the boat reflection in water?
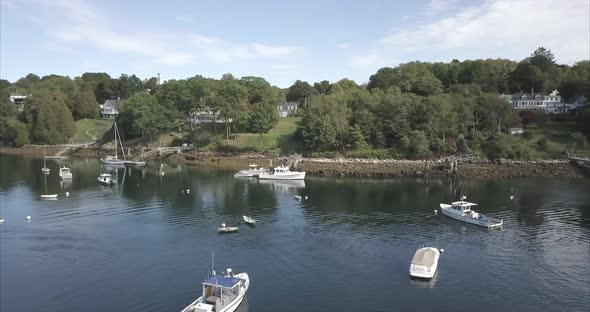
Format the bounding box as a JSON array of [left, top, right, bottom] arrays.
[[409, 271, 439, 288], [257, 179, 305, 193]]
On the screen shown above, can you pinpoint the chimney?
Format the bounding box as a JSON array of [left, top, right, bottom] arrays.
[[531, 88, 534, 96]]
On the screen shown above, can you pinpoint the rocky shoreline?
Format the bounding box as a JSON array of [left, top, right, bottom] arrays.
[[1, 146, 587, 179]]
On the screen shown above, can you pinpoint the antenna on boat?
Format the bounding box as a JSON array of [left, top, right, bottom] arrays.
[[211, 251, 216, 276]]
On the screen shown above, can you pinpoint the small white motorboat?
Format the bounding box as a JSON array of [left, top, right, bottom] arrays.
[[243, 216, 256, 225], [439, 196, 503, 228], [98, 173, 116, 186], [41, 194, 58, 199], [181, 268, 249, 312], [409, 246, 440, 279], [233, 164, 267, 178], [217, 223, 239, 233], [0, 219, 5, 224], [59, 166, 72, 180], [258, 165, 305, 180]]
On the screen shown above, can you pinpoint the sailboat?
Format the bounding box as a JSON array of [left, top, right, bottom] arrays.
[[101, 121, 127, 166], [41, 146, 50, 174]]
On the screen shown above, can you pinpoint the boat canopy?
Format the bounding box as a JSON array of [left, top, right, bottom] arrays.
[[203, 275, 244, 289], [450, 201, 478, 207], [411, 248, 437, 266]]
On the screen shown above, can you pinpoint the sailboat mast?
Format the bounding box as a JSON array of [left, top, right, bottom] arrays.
[[43, 146, 46, 167], [114, 121, 118, 159]]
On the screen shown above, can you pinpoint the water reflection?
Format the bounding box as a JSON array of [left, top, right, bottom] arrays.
[[257, 179, 305, 193]]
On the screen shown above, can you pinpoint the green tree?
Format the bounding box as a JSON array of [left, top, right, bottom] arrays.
[[239, 76, 273, 104], [76, 87, 100, 119], [350, 124, 368, 150], [409, 130, 430, 158], [25, 89, 75, 144], [286, 80, 316, 104], [116, 74, 144, 99], [248, 102, 279, 147], [0, 118, 30, 146], [117, 93, 174, 138]]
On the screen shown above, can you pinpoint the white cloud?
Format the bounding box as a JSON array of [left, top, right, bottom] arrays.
[[336, 43, 351, 49], [251, 43, 301, 57], [425, 0, 458, 16], [379, 0, 589, 64], [30, 0, 302, 67]]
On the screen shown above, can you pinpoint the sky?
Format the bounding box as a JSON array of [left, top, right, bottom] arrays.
[[1, 0, 589, 87]]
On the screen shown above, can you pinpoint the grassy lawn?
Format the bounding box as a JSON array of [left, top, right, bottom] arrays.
[[199, 117, 302, 153], [72, 119, 113, 143], [524, 121, 589, 159]]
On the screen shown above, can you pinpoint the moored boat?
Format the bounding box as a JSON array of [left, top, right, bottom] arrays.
[[42, 146, 50, 174], [243, 215, 256, 225], [181, 268, 249, 312], [258, 165, 305, 180], [409, 246, 440, 279], [233, 164, 267, 178], [217, 223, 239, 233], [98, 173, 116, 186], [439, 196, 503, 228], [101, 121, 127, 165], [59, 166, 72, 180], [41, 194, 58, 199]]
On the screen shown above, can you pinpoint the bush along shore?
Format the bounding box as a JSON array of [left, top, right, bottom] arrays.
[[0, 146, 586, 179]]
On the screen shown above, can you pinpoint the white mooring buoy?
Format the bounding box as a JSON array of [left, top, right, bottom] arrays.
[[26, 216, 31, 221], [186, 189, 190, 194], [65, 192, 70, 197], [440, 248, 445, 253], [510, 195, 514, 200], [434, 209, 438, 215], [304, 196, 308, 200]]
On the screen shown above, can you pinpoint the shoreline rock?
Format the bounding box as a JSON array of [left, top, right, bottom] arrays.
[[1, 147, 587, 179]]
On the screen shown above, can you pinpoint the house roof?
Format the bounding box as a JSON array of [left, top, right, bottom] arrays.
[[511, 93, 547, 100], [103, 99, 122, 109]]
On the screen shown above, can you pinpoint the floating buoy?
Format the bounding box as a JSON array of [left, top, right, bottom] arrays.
[[294, 195, 301, 201], [65, 192, 70, 197], [510, 195, 514, 200], [304, 196, 308, 200], [434, 209, 438, 215], [440, 248, 445, 253], [26, 216, 31, 221], [186, 189, 190, 194]]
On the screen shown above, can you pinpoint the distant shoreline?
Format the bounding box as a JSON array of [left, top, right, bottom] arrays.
[[1, 146, 587, 179]]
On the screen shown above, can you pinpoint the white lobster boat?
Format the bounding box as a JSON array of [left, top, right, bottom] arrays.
[[181, 268, 249, 312], [439, 196, 503, 228], [97, 173, 116, 186], [233, 164, 268, 178], [258, 165, 305, 180], [409, 246, 440, 279], [59, 166, 72, 180]]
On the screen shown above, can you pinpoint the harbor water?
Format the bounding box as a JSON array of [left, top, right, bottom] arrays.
[[1, 154, 589, 312]]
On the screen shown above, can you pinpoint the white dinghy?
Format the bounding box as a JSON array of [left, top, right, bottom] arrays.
[[217, 223, 239, 234], [243, 216, 256, 225], [181, 268, 249, 312], [439, 196, 503, 228], [409, 246, 440, 279], [233, 164, 268, 178]]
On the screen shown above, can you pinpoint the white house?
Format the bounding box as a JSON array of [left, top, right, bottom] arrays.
[[9, 94, 27, 112], [186, 109, 232, 124], [507, 90, 564, 113], [101, 99, 122, 119], [277, 101, 298, 117], [509, 127, 524, 135]]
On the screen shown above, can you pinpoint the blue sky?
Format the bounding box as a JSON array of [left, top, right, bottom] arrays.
[[1, 0, 588, 87]]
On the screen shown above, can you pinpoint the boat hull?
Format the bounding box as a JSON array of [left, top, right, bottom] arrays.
[[440, 205, 503, 228], [59, 174, 72, 180], [101, 159, 126, 166], [409, 247, 440, 279], [258, 172, 306, 180]]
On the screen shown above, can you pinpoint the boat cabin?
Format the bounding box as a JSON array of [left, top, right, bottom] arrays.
[[449, 201, 478, 216], [200, 270, 246, 311], [272, 166, 290, 174]]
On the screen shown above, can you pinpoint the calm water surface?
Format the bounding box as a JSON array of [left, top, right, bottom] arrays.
[[1, 154, 589, 312]]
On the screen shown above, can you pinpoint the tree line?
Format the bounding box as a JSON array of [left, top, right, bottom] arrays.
[[1, 47, 588, 159]]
